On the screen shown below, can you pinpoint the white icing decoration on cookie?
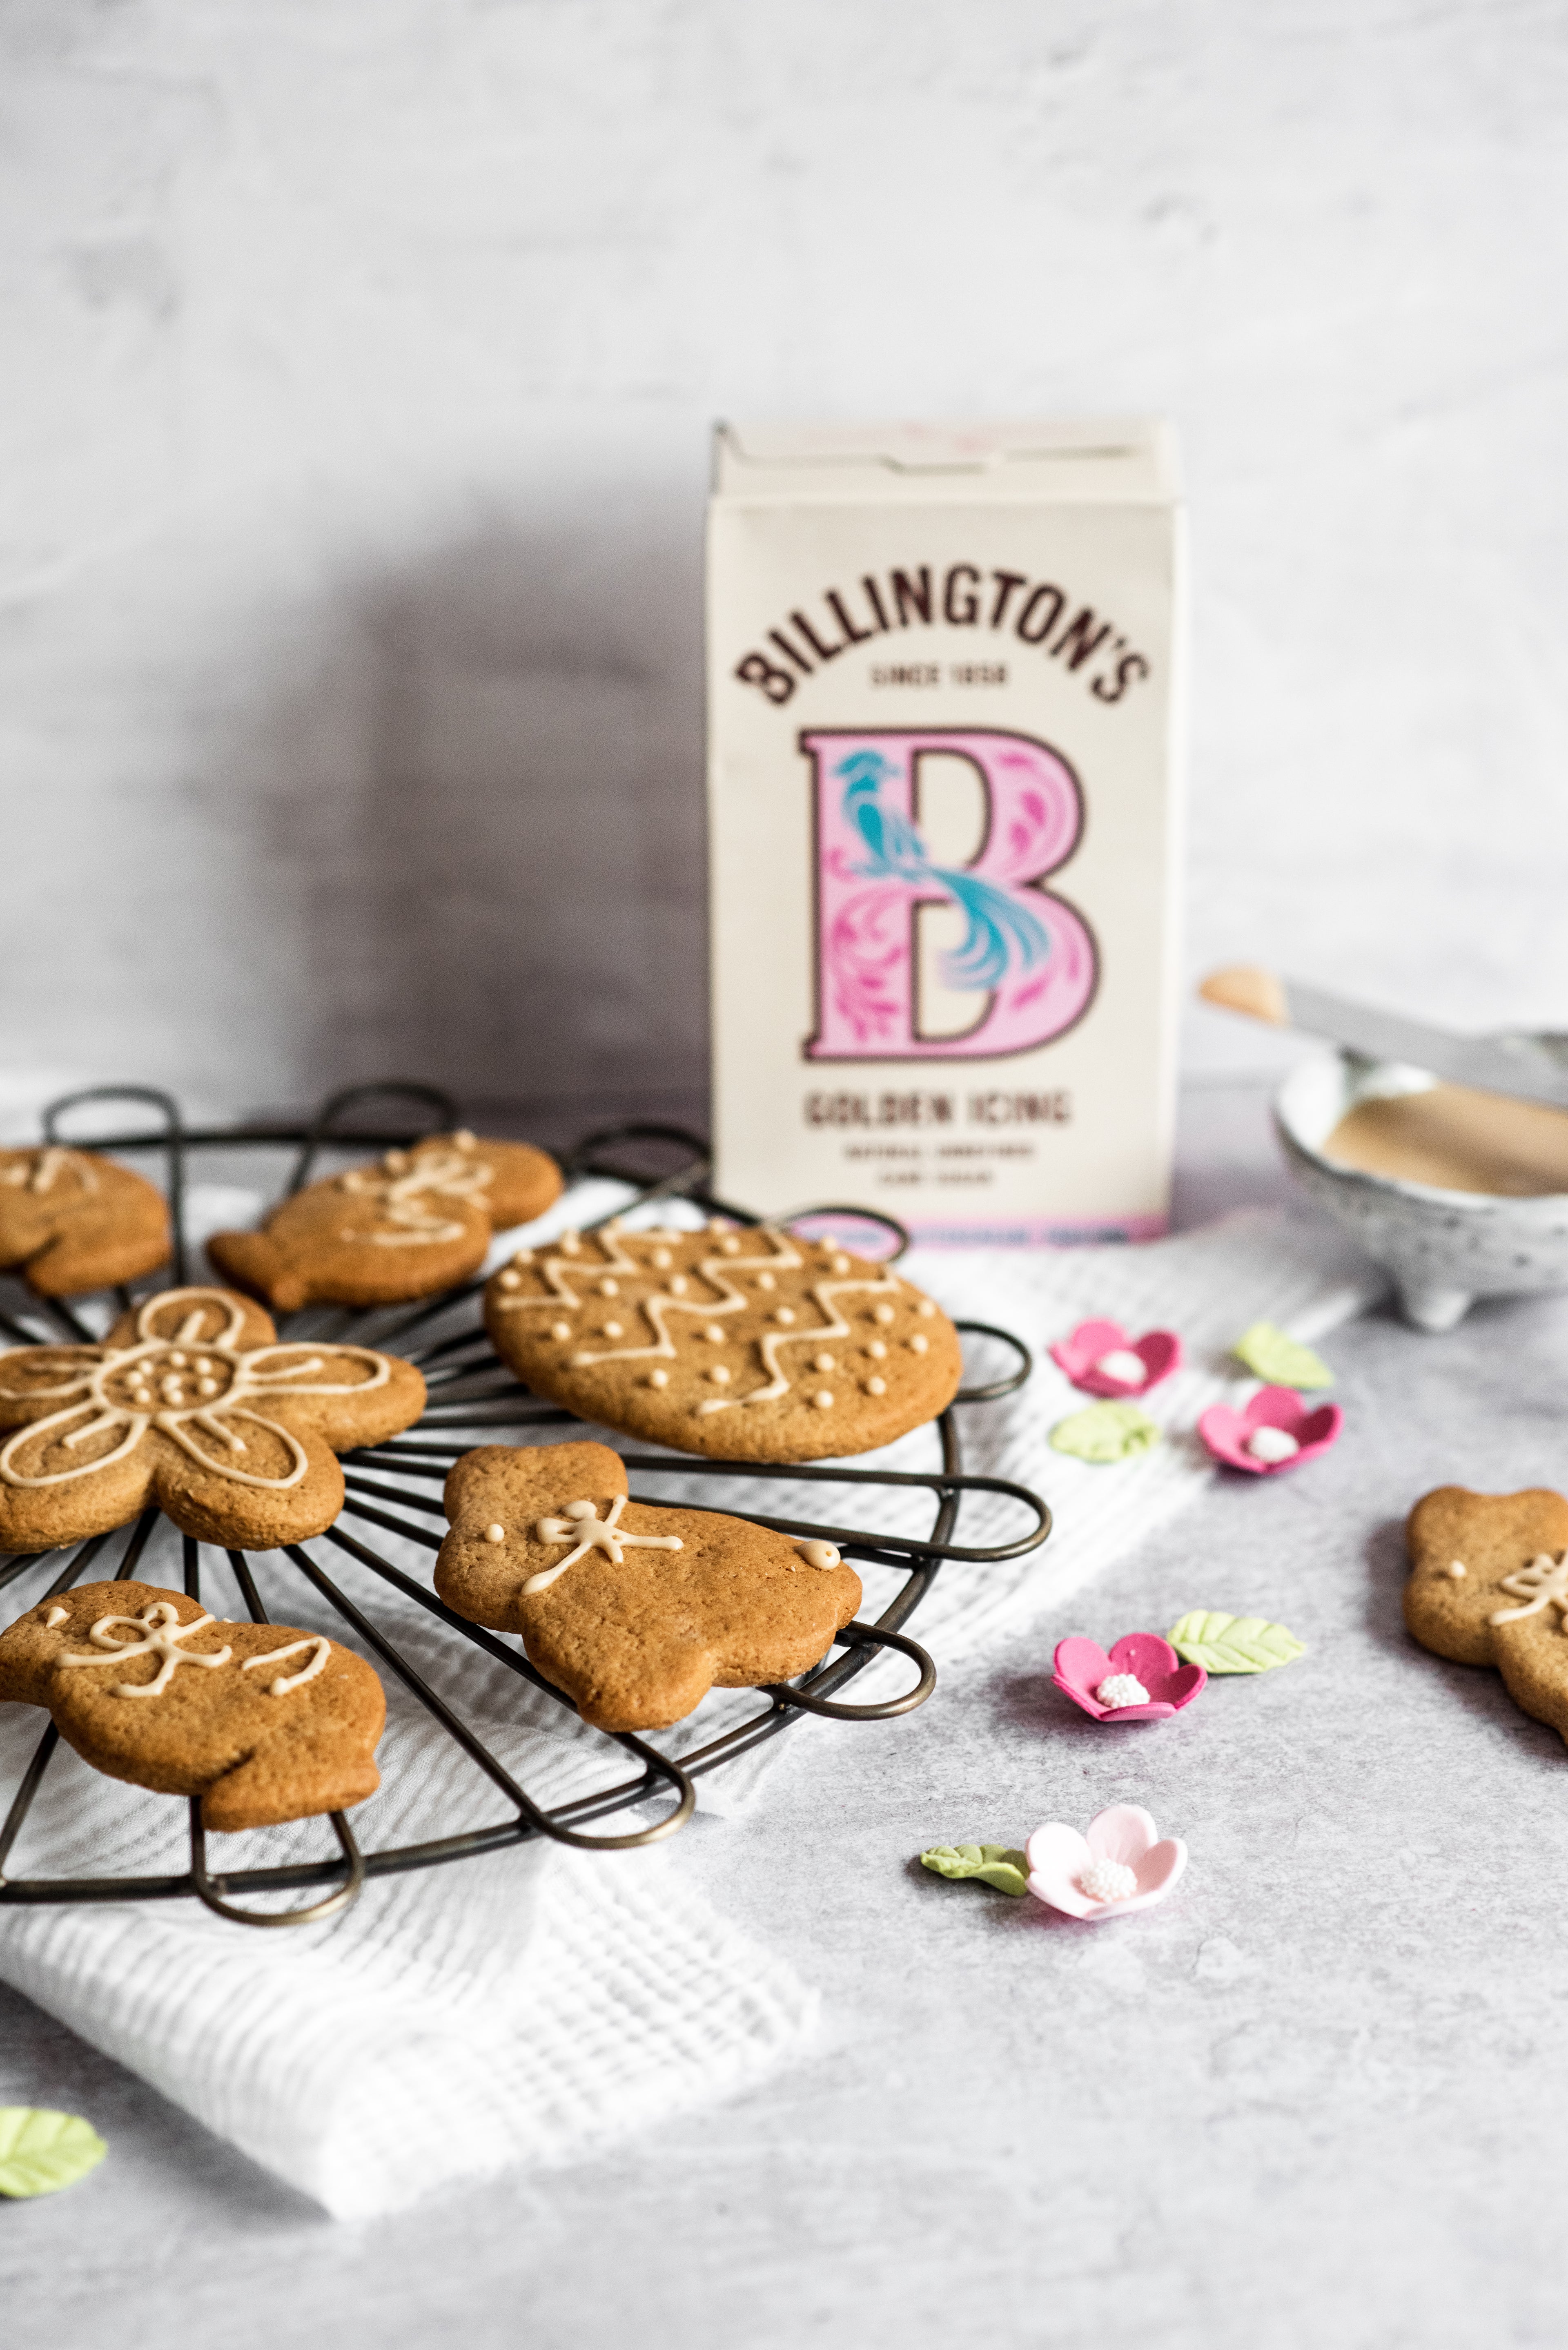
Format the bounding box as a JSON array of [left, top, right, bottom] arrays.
[[239, 1633, 331, 1696], [493, 1226, 923, 1421], [866, 1376, 886, 1395], [2, 1146, 100, 1197], [1490, 1551, 1568, 1627], [336, 1144, 496, 1249], [1447, 1559, 1467, 1579], [1095, 1348, 1146, 1385], [1246, 1426, 1299, 1464], [525, 1493, 683, 1594], [797, 1540, 841, 1570], [484, 1523, 506, 1543], [59, 1599, 233, 1699], [44, 1605, 67, 1627], [0, 1287, 392, 1496]]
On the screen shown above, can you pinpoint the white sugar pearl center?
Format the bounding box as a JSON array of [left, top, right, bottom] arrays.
[[1095, 1673, 1149, 1708], [1247, 1425, 1300, 1463], [1079, 1856, 1138, 1904], [1096, 1348, 1146, 1385]]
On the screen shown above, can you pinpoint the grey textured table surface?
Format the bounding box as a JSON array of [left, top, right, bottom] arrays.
[[7, 1078, 1567, 2350]]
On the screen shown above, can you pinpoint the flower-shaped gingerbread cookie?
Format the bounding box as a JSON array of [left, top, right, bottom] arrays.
[[0, 1146, 170, 1300], [0, 1286, 425, 1554], [1406, 1484, 1568, 1746], [0, 1581, 384, 1829], [208, 1130, 562, 1312], [435, 1439, 864, 1730], [484, 1220, 963, 1462]]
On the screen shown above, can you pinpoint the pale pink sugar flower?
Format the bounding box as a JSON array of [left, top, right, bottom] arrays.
[[1025, 1803, 1187, 1922]]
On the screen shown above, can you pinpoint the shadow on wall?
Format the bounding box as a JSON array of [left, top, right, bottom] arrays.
[[248, 493, 709, 1135]]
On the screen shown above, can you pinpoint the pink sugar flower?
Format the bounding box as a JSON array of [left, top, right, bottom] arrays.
[[1049, 1318, 1182, 1399], [1052, 1632, 1206, 1723], [1198, 1383, 1343, 1475], [1025, 1804, 1187, 1923]]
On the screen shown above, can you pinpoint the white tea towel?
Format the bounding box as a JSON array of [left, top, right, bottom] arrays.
[[0, 1530, 818, 2219]]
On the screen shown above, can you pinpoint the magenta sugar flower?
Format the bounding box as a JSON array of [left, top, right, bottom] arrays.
[[1198, 1383, 1343, 1475], [1052, 1632, 1205, 1723], [1026, 1804, 1187, 1922], [1049, 1318, 1182, 1400]]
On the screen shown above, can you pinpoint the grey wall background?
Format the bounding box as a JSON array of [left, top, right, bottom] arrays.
[[3, 0, 1566, 1128]]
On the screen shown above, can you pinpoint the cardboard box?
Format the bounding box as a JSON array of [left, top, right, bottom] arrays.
[[706, 420, 1185, 1242]]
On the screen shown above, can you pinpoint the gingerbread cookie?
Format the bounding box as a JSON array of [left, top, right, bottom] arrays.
[[1406, 1484, 1568, 1744], [0, 1286, 425, 1554], [0, 1146, 170, 1299], [484, 1220, 963, 1462], [0, 1581, 383, 1829], [207, 1130, 562, 1312], [435, 1440, 863, 1730]]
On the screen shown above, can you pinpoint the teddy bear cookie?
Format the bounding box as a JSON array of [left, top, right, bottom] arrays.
[[0, 1145, 171, 1299], [0, 1285, 425, 1554], [484, 1220, 964, 1463], [434, 1439, 864, 1730], [207, 1130, 562, 1312], [1406, 1484, 1568, 1745], [0, 1580, 384, 1829]]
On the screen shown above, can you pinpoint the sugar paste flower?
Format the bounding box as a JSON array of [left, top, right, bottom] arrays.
[[1025, 1804, 1187, 1923], [1198, 1384, 1343, 1475], [1052, 1632, 1206, 1723], [1049, 1318, 1182, 1399]]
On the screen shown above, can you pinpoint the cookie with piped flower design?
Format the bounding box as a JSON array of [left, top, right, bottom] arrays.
[[0, 1145, 171, 1299], [207, 1130, 562, 1313], [483, 1219, 964, 1461], [0, 1580, 384, 1829], [0, 1285, 425, 1554], [435, 1440, 862, 1729]]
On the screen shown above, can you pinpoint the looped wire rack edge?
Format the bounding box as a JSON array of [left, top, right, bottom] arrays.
[[0, 1090, 1051, 1927]]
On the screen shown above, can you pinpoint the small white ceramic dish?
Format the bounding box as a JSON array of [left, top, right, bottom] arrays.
[[1274, 1043, 1568, 1332]]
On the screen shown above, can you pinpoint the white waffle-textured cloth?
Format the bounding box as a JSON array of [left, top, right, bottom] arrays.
[[0, 1200, 1381, 2216]]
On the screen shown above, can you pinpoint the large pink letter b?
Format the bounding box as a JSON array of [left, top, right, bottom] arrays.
[[802, 727, 1098, 1062]]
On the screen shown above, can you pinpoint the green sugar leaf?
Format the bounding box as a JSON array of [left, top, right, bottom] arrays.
[[1232, 1322, 1334, 1390], [1049, 1400, 1162, 1463], [0, 2108, 107, 2199], [920, 1844, 1030, 1896], [1166, 1610, 1306, 1674]]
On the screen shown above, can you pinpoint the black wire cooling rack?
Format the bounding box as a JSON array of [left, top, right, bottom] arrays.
[[0, 1082, 1051, 1928]]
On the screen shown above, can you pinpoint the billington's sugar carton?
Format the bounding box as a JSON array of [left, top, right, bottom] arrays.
[[706, 420, 1185, 1242]]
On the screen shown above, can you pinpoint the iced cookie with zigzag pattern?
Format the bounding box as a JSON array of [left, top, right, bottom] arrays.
[[483, 1218, 963, 1461]]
